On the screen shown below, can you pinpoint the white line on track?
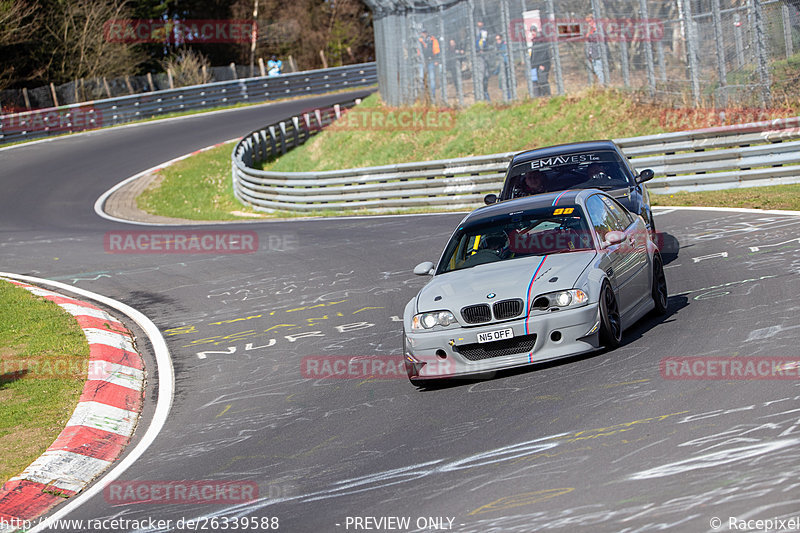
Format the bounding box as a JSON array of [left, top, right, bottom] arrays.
[[652, 208, 677, 216], [92, 139, 240, 227], [0, 272, 174, 533], [652, 205, 800, 216]]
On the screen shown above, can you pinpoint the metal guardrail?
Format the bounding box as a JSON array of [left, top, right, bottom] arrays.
[[0, 63, 377, 145], [232, 114, 800, 213]]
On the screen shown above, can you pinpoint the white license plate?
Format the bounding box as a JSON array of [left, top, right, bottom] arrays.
[[477, 328, 514, 343]]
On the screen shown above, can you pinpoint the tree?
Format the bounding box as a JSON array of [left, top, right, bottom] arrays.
[[0, 0, 41, 89], [230, 0, 373, 71], [39, 0, 145, 85]]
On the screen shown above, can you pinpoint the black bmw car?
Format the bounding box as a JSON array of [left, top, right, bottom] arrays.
[[485, 140, 657, 231]]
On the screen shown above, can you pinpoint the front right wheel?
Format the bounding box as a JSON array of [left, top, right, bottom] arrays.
[[599, 282, 622, 348]]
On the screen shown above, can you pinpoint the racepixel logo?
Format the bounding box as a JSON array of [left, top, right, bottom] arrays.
[[660, 357, 800, 380], [1, 106, 102, 134], [104, 231, 261, 254], [103, 19, 255, 44], [104, 480, 259, 505]]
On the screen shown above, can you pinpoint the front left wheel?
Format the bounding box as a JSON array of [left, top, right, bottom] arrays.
[[599, 282, 622, 348]]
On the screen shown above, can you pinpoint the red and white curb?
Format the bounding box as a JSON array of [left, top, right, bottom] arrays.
[[0, 279, 145, 531]]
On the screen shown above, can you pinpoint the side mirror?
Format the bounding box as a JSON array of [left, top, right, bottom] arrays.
[[635, 169, 654, 184], [601, 230, 626, 248], [413, 261, 435, 276], [484, 193, 498, 205]]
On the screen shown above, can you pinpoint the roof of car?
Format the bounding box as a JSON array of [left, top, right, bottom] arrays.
[[510, 140, 619, 165], [465, 190, 595, 225]]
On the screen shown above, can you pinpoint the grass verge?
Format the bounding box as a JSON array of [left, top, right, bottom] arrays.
[[652, 183, 800, 211], [0, 280, 90, 484], [136, 88, 800, 220]]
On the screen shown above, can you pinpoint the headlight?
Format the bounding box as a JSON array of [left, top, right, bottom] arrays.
[[412, 310, 459, 330], [531, 289, 589, 311]]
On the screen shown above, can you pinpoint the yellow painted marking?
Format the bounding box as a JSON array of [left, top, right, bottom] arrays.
[[209, 315, 263, 325], [164, 325, 198, 336], [286, 300, 348, 313], [509, 446, 592, 466], [550, 411, 689, 443], [216, 404, 232, 418], [469, 488, 575, 516], [263, 324, 297, 333], [353, 307, 384, 314]]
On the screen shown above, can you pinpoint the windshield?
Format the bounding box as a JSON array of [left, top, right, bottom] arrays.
[[437, 206, 594, 274], [504, 150, 632, 199]]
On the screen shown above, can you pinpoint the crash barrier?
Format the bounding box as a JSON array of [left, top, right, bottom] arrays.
[[232, 113, 800, 212], [0, 63, 377, 145]]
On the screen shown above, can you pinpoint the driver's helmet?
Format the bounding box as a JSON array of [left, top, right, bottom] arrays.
[[586, 162, 611, 180], [482, 232, 510, 255]]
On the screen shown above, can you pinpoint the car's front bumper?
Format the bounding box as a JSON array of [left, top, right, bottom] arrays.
[[404, 303, 601, 380]]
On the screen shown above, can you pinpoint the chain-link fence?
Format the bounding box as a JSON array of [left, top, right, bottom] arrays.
[[368, 0, 799, 107]]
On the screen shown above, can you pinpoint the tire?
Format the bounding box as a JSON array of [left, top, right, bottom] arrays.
[[651, 252, 669, 315], [599, 282, 622, 348]]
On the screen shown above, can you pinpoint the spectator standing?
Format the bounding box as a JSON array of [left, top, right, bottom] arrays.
[[476, 21, 491, 101], [528, 25, 551, 97], [446, 38, 465, 104], [419, 29, 441, 101], [267, 55, 282, 76], [493, 34, 511, 101]]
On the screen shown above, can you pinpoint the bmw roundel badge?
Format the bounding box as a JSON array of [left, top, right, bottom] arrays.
[[487, 293, 496, 299]]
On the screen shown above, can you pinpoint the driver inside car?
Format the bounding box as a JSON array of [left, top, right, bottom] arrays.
[[586, 162, 613, 181], [460, 232, 510, 268]]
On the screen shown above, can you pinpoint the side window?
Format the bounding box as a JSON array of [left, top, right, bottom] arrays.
[[585, 194, 624, 240], [601, 195, 633, 229]]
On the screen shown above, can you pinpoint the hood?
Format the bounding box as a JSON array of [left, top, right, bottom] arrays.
[[606, 187, 636, 211], [417, 251, 596, 313]]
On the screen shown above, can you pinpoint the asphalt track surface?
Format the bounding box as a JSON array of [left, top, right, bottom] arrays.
[[2, 92, 800, 533]]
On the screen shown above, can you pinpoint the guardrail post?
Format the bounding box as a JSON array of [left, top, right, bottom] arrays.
[[278, 121, 287, 154], [292, 116, 303, 144], [259, 130, 269, 162], [267, 125, 278, 156]]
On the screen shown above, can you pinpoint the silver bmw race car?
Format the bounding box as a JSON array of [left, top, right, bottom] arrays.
[[403, 189, 668, 383]]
